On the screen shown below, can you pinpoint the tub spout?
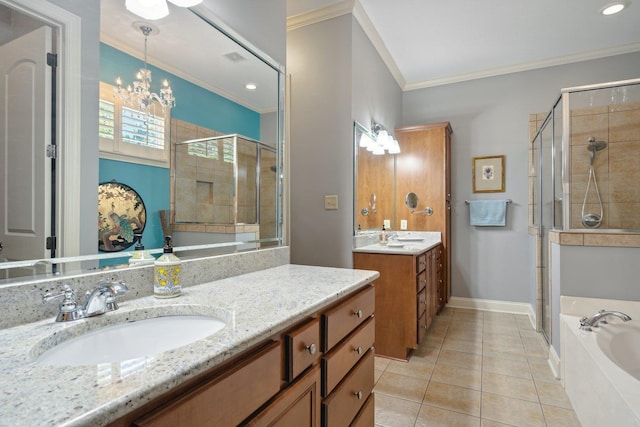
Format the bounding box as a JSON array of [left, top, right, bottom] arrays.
[[579, 310, 632, 331]]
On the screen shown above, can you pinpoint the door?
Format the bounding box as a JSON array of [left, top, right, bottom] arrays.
[[0, 26, 52, 261]]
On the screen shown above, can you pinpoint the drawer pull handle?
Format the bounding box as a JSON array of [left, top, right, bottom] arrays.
[[354, 391, 363, 400], [353, 309, 363, 318], [305, 343, 317, 355], [354, 346, 363, 355]]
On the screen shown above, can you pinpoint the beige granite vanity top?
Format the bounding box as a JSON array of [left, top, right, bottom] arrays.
[[0, 264, 379, 427], [353, 231, 442, 255]]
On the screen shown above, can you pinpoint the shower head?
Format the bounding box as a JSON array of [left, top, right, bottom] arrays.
[[587, 137, 607, 152]]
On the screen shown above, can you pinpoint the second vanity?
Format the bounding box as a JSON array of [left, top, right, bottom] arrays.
[[0, 263, 378, 426], [353, 232, 443, 360]]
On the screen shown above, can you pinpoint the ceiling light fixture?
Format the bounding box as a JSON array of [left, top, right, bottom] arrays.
[[359, 121, 400, 155], [125, 0, 203, 21], [245, 83, 257, 90], [601, 2, 626, 15], [114, 23, 175, 112]]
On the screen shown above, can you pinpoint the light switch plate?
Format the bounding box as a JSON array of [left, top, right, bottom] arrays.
[[383, 219, 391, 228], [400, 219, 408, 230], [324, 195, 338, 210]]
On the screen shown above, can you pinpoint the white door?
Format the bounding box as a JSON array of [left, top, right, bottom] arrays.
[[0, 26, 52, 261]]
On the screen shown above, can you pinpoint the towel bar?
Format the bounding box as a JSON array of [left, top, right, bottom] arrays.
[[465, 199, 512, 204]]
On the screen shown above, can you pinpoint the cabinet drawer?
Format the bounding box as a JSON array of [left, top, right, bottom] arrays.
[[134, 341, 281, 427], [350, 392, 374, 427], [322, 317, 375, 397], [322, 286, 374, 352], [321, 350, 374, 427], [416, 270, 427, 292], [416, 253, 427, 274], [285, 318, 321, 381]]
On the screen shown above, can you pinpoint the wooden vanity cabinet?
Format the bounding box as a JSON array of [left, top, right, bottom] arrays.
[[354, 246, 442, 360], [113, 285, 375, 427]]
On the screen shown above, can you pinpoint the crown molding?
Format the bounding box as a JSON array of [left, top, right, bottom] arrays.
[[352, 1, 405, 90], [405, 42, 640, 91], [286, 0, 355, 31]]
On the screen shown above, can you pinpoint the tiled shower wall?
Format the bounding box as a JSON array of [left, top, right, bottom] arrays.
[[569, 102, 640, 230]]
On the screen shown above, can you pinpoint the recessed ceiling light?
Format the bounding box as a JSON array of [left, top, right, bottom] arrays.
[[245, 83, 257, 90], [601, 2, 626, 15]]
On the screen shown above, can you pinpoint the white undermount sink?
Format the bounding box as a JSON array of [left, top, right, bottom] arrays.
[[35, 315, 226, 366]]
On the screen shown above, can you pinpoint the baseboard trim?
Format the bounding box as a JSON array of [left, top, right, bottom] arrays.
[[528, 303, 537, 330], [448, 296, 532, 315], [548, 345, 561, 379]]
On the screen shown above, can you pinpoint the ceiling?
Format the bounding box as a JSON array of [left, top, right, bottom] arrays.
[[287, 0, 640, 90]]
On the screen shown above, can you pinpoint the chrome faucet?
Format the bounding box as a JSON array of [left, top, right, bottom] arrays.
[[43, 279, 128, 322], [579, 309, 632, 331]]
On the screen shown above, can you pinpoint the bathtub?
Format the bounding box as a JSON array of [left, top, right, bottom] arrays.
[[561, 312, 640, 427]]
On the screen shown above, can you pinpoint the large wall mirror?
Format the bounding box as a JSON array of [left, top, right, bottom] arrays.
[[0, 1, 284, 283]]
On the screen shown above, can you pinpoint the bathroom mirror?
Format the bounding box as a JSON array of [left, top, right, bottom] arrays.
[[0, 1, 284, 283], [405, 192, 419, 212]]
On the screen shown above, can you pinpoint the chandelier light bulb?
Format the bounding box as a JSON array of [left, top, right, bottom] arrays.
[[167, 0, 203, 6], [126, 0, 169, 20]]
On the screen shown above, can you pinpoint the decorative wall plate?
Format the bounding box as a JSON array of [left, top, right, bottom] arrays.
[[98, 181, 146, 252]]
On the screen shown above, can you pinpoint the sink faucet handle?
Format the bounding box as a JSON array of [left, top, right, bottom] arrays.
[[43, 284, 83, 322], [100, 279, 128, 312]]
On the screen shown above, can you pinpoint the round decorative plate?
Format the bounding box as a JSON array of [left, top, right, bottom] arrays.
[[98, 181, 146, 252]]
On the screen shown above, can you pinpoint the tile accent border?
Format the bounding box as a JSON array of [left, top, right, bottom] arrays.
[[548, 231, 640, 247]]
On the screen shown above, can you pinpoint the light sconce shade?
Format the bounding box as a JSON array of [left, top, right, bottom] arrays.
[[372, 144, 386, 155], [359, 132, 374, 148], [126, 0, 169, 20], [369, 120, 400, 155], [388, 138, 401, 154]]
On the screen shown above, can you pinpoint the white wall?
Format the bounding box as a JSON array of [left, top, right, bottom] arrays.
[[287, 15, 402, 268], [403, 52, 640, 307]]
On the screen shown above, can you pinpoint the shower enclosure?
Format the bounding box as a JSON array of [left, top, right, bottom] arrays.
[[172, 134, 278, 252], [530, 78, 640, 342]]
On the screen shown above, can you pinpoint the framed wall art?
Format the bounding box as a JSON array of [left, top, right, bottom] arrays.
[[472, 155, 505, 193]]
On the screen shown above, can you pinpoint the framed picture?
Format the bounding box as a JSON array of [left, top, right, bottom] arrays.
[[472, 155, 505, 193]]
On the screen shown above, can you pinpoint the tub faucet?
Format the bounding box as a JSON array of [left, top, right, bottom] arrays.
[[579, 309, 632, 331]]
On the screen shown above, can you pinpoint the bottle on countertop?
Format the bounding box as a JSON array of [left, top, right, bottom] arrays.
[[379, 224, 388, 245], [128, 233, 155, 266], [154, 235, 181, 298]]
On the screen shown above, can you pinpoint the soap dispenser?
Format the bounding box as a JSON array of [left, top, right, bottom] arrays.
[[379, 224, 388, 245], [128, 233, 154, 266], [154, 235, 182, 298]]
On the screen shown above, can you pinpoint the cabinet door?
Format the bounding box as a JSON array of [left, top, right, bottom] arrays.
[[245, 366, 321, 427], [134, 342, 281, 427]]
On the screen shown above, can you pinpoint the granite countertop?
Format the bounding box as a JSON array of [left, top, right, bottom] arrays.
[[353, 231, 442, 255], [0, 264, 379, 427]]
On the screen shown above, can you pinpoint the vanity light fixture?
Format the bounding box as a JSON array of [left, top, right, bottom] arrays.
[[600, 2, 627, 15], [368, 121, 401, 155], [126, 0, 203, 21], [114, 23, 176, 112]]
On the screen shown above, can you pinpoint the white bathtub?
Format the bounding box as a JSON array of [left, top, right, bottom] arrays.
[[561, 312, 640, 427]]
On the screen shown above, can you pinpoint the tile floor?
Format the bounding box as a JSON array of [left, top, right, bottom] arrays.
[[373, 307, 581, 427]]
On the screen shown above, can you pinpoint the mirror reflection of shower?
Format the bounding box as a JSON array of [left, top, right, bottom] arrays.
[[581, 136, 608, 228]]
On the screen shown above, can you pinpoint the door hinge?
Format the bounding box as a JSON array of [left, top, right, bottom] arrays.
[[46, 236, 57, 250], [47, 53, 57, 67], [46, 144, 57, 159]]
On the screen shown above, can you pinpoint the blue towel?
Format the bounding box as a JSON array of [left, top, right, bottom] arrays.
[[469, 200, 507, 226]]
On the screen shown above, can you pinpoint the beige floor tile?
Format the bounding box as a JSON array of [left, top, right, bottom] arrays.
[[541, 404, 581, 427], [415, 404, 481, 427], [482, 333, 524, 347], [431, 364, 482, 390], [483, 322, 520, 336], [413, 343, 441, 363], [483, 342, 527, 360], [386, 357, 434, 380], [528, 360, 559, 384], [423, 382, 481, 416], [481, 393, 546, 427], [481, 372, 538, 402], [446, 328, 484, 342], [443, 337, 483, 355], [448, 320, 484, 333], [374, 393, 421, 427], [483, 355, 532, 380], [375, 357, 391, 371], [481, 420, 517, 427], [483, 312, 517, 322], [375, 366, 385, 384], [436, 348, 482, 370], [535, 381, 573, 409], [374, 371, 429, 403]]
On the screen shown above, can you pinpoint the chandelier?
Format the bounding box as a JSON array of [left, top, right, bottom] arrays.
[[114, 23, 175, 112]]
